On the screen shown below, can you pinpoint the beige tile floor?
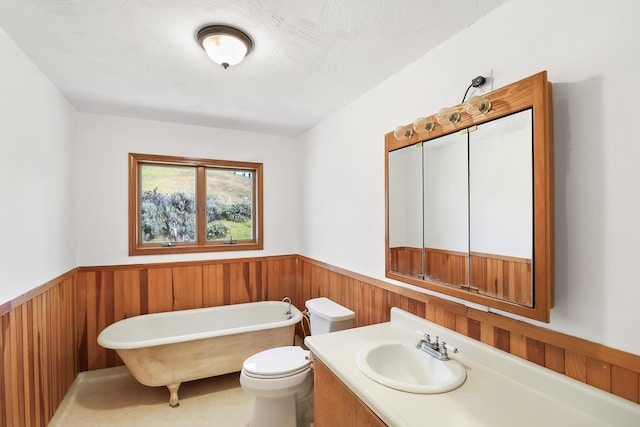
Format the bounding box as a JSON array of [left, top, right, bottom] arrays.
[[50, 366, 254, 426]]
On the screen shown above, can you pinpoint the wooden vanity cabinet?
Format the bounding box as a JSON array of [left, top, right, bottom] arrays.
[[313, 357, 386, 427]]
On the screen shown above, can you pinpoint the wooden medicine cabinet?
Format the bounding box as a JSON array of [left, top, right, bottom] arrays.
[[385, 71, 553, 322]]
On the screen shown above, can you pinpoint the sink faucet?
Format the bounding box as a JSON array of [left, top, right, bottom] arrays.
[[416, 331, 458, 361]]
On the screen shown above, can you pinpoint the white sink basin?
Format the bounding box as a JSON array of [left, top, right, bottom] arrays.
[[356, 340, 466, 394]]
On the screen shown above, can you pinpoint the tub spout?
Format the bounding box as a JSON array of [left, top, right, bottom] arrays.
[[282, 297, 293, 319], [167, 383, 181, 407]]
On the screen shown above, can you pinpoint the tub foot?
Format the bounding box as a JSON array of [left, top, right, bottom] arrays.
[[167, 383, 181, 407]]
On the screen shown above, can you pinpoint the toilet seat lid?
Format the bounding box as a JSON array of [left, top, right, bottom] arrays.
[[243, 346, 310, 378]]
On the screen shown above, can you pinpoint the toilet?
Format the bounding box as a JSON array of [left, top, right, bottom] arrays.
[[240, 297, 355, 427]]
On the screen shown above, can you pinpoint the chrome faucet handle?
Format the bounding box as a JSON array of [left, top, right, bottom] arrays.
[[416, 330, 429, 348], [416, 330, 430, 341], [441, 341, 459, 355], [440, 342, 449, 358]]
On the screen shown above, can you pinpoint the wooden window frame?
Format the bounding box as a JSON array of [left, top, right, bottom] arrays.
[[128, 153, 263, 255]]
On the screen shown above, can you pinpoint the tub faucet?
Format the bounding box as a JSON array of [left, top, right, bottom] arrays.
[[282, 297, 292, 319], [416, 331, 458, 361]]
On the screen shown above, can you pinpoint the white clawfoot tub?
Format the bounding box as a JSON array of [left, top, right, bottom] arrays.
[[97, 300, 302, 407]]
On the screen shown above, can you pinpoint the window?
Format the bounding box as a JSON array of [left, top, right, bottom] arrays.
[[129, 153, 263, 255]]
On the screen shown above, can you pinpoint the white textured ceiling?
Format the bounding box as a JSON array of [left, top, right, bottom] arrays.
[[0, 0, 506, 136]]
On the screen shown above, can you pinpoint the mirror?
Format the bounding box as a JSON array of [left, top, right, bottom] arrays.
[[469, 110, 533, 306], [385, 72, 553, 322], [388, 144, 423, 278], [423, 131, 469, 288]]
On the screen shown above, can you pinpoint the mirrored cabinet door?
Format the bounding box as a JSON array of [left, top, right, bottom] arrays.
[[469, 110, 533, 306], [388, 144, 424, 278], [423, 131, 469, 288]]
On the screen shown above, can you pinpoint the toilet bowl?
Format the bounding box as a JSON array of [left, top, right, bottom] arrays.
[[240, 346, 313, 427], [240, 297, 355, 427]]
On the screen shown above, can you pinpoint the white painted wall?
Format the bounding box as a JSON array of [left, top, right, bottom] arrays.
[[299, 0, 640, 355], [0, 27, 76, 305], [75, 113, 301, 266]]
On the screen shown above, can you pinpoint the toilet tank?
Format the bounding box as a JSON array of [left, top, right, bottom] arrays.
[[305, 297, 355, 335]]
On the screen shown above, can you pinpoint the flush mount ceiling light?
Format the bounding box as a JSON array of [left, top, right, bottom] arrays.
[[197, 25, 253, 69]]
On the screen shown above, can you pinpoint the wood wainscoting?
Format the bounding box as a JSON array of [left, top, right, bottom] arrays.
[[0, 270, 78, 427], [1, 254, 638, 427]]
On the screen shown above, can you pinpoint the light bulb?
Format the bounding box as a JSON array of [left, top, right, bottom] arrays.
[[394, 125, 414, 140], [202, 34, 249, 68], [466, 95, 492, 115], [413, 117, 435, 133], [437, 107, 460, 125]]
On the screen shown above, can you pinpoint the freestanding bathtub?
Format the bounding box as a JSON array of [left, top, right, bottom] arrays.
[[97, 300, 302, 406]]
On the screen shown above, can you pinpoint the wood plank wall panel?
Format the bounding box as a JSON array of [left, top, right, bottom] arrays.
[[565, 350, 588, 382], [509, 332, 527, 359], [612, 366, 639, 403], [544, 343, 565, 374], [494, 327, 511, 353], [202, 264, 225, 307], [0, 272, 77, 427], [267, 257, 297, 303]]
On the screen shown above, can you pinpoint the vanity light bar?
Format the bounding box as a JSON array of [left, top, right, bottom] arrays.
[[394, 76, 492, 140]]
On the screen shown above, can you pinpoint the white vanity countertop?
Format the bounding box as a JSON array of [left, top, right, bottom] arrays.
[[304, 308, 640, 427]]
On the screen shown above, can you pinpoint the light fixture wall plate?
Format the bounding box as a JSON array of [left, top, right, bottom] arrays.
[[197, 25, 253, 69]]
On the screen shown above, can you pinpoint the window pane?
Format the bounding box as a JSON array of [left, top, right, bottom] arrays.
[[205, 169, 253, 242], [140, 164, 197, 244]]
